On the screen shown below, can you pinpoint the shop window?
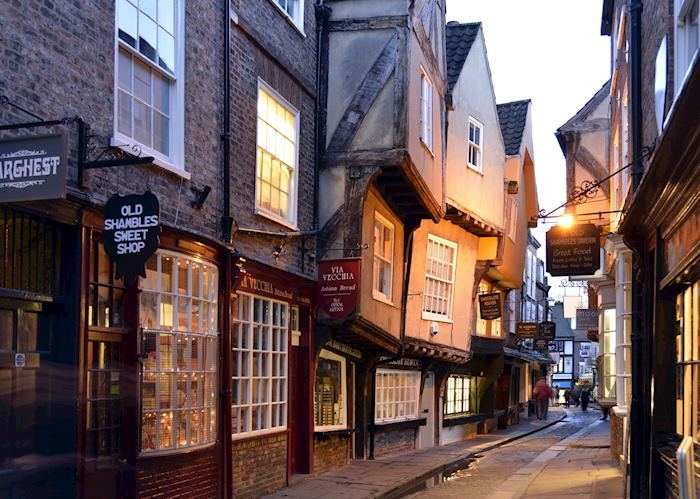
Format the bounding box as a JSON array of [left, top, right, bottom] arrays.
[[314, 349, 347, 430], [420, 68, 433, 150], [602, 309, 616, 399], [256, 82, 299, 227], [468, 117, 483, 172], [232, 293, 289, 436], [139, 252, 219, 452], [423, 235, 457, 321], [444, 375, 477, 417], [374, 370, 420, 423], [115, 0, 184, 168], [373, 212, 394, 302], [675, 281, 699, 441]]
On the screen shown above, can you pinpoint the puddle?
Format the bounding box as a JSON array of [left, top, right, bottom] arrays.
[[387, 456, 478, 498]]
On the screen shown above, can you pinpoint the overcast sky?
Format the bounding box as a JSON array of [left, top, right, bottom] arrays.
[[446, 0, 611, 303]]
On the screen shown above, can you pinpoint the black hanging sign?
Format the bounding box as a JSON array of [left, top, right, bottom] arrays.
[[0, 133, 67, 203], [104, 191, 160, 283], [546, 223, 601, 276], [538, 321, 556, 341], [479, 292, 502, 320]]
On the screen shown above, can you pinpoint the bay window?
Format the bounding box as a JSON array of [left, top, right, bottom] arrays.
[[232, 294, 289, 436], [601, 308, 616, 399], [140, 252, 218, 452], [675, 280, 700, 441], [375, 370, 421, 423]]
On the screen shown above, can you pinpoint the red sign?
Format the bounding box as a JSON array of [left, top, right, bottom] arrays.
[[318, 258, 361, 320]]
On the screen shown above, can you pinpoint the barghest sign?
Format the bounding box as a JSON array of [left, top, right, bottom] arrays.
[[318, 258, 360, 320], [0, 133, 67, 203], [546, 223, 601, 276], [103, 191, 160, 283]]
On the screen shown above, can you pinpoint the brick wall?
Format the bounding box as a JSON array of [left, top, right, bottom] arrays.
[[313, 434, 349, 475], [233, 433, 288, 498], [373, 428, 416, 458], [136, 446, 218, 499], [610, 411, 625, 464]]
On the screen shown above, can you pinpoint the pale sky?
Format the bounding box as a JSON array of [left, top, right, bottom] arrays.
[[446, 0, 610, 303]]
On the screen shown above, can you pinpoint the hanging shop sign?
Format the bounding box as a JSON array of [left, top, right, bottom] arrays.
[[534, 338, 548, 350], [318, 258, 361, 320], [104, 191, 160, 283], [538, 321, 556, 342], [546, 223, 601, 276], [516, 322, 538, 339], [0, 133, 67, 203], [576, 309, 599, 330], [479, 292, 502, 320], [579, 343, 592, 358]]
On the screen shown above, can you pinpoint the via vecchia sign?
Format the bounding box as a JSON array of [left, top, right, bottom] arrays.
[[104, 191, 160, 283], [318, 258, 360, 320]]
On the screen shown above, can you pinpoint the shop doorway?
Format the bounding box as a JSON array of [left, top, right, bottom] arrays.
[[289, 306, 311, 475], [419, 372, 435, 449]]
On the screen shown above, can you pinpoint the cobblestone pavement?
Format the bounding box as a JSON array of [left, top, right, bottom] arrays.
[[409, 408, 624, 499]]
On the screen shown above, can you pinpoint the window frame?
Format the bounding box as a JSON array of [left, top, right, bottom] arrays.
[[443, 375, 477, 418], [675, 0, 700, 95], [314, 349, 348, 431], [267, 0, 305, 34], [255, 79, 300, 229], [231, 292, 290, 439], [422, 234, 457, 322], [139, 250, 219, 454], [374, 369, 421, 424], [601, 308, 617, 400], [372, 211, 394, 304], [113, 0, 187, 176], [467, 116, 484, 172], [419, 67, 434, 151], [508, 198, 518, 241]]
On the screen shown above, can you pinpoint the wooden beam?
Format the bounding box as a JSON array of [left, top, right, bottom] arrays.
[[327, 15, 408, 32], [322, 148, 405, 169]]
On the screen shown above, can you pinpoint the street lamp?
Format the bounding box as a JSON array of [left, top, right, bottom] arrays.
[[558, 213, 575, 228]]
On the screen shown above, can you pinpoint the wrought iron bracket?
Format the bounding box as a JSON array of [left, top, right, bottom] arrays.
[[1, 96, 155, 190]]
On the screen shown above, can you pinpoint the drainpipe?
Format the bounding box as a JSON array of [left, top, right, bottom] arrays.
[[314, 1, 331, 231], [628, 1, 650, 497], [221, 0, 233, 243]]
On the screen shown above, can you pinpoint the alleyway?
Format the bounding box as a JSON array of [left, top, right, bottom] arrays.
[[267, 408, 623, 499]]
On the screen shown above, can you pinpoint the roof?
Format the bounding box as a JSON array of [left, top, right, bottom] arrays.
[[445, 21, 481, 93], [497, 100, 531, 156], [555, 80, 611, 153]]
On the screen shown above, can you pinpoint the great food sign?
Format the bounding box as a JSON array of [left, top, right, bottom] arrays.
[[104, 191, 160, 283], [318, 258, 360, 321], [0, 133, 67, 203], [546, 223, 601, 277]]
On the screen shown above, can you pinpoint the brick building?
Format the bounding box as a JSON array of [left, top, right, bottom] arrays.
[[0, 0, 317, 497]]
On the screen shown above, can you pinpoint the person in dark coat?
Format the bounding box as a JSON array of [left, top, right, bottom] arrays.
[[563, 389, 571, 407], [580, 387, 591, 411]]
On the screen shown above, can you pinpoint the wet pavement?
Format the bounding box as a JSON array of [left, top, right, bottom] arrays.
[[409, 408, 624, 499]]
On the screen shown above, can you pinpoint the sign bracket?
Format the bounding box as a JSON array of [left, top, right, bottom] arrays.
[[1, 96, 154, 190]]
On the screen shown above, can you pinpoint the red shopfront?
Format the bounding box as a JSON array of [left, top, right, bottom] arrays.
[[229, 259, 315, 496]]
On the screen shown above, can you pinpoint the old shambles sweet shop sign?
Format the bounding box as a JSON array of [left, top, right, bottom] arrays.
[[0, 133, 67, 203], [104, 191, 160, 283], [318, 258, 360, 320]]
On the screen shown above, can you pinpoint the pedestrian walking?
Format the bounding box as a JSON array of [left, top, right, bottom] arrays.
[[572, 385, 581, 407], [601, 406, 610, 420], [533, 378, 552, 421], [564, 389, 571, 407], [581, 387, 590, 411], [553, 386, 560, 406]]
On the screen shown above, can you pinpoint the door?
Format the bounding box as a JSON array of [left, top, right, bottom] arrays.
[[289, 306, 311, 475], [0, 300, 74, 497], [419, 372, 435, 449]]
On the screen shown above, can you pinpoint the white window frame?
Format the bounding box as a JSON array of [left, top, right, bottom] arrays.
[[675, 280, 699, 441], [232, 292, 289, 438], [602, 308, 617, 400], [675, 0, 700, 95], [314, 349, 347, 431], [113, 0, 187, 176], [419, 68, 433, 151], [375, 369, 421, 423], [255, 79, 300, 229], [267, 0, 305, 34], [139, 250, 219, 454], [373, 212, 394, 304], [422, 234, 457, 322], [444, 375, 476, 418], [468, 116, 483, 172]]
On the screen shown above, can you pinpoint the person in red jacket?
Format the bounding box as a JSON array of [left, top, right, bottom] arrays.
[[533, 378, 552, 421]]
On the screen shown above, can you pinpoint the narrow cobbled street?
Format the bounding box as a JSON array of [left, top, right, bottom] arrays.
[[409, 408, 623, 499]]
